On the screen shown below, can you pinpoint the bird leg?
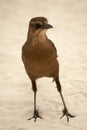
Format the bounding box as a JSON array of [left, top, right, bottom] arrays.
[[59, 92, 75, 122], [55, 78, 75, 122], [28, 80, 42, 122]]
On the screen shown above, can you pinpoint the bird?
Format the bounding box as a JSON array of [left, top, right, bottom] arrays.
[[22, 17, 74, 122]]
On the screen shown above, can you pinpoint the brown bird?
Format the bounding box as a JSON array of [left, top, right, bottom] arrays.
[[22, 17, 74, 122]]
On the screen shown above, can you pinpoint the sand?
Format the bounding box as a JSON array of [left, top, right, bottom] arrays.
[[0, 0, 87, 130]]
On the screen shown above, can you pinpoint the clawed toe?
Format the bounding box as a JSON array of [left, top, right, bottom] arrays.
[[28, 110, 42, 122], [60, 108, 75, 122]]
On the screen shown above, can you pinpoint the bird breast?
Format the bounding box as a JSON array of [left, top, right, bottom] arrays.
[[22, 40, 58, 79]]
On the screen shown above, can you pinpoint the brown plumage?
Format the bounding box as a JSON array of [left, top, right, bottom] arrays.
[[22, 17, 74, 122]]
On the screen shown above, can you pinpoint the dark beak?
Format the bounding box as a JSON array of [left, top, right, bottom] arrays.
[[41, 23, 53, 29]]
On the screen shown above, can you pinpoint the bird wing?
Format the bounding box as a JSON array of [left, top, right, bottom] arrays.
[[48, 39, 58, 57]]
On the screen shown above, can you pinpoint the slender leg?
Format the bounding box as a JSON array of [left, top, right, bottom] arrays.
[[28, 80, 42, 122], [54, 78, 75, 122]]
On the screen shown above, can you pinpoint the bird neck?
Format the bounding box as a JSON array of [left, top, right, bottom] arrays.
[[27, 30, 47, 43], [38, 31, 47, 41]]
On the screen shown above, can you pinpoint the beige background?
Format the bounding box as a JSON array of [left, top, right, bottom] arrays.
[[0, 0, 87, 130]]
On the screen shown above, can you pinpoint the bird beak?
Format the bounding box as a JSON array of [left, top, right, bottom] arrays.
[[41, 23, 53, 29]]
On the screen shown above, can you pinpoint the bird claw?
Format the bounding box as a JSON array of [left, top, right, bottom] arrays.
[[28, 110, 42, 122], [60, 108, 75, 122]]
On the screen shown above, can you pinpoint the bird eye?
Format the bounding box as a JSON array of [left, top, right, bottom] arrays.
[[30, 23, 42, 29], [35, 23, 42, 29], [31, 23, 35, 27]]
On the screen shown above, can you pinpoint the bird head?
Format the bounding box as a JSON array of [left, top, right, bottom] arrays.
[[28, 17, 53, 38]]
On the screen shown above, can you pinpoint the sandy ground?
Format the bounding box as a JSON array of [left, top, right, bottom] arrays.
[[0, 0, 87, 130]]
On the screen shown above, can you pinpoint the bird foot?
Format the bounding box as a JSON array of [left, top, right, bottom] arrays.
[[28, 110, 42, 122], [60, 108, 75, 122]]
